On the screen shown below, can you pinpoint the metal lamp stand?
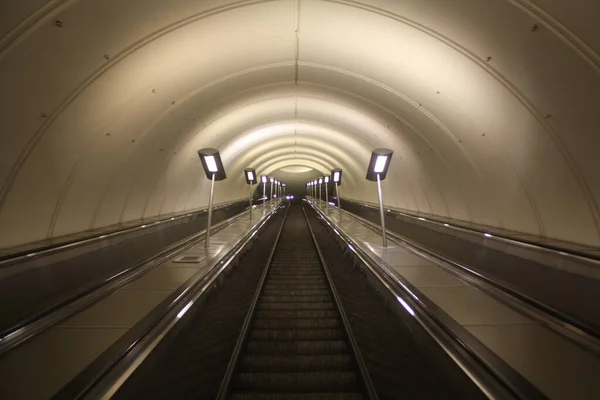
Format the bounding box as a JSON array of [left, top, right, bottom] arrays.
[[376, 173, 387, 247]]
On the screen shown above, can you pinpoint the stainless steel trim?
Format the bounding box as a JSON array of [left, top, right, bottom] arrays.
[[308, 201, 546, 400], [331, 204, 600, 354], [346, 199, 600, 265], [0, 204, 270, 355], [302, 204, 379, 400], [73, 204, 282, 399], [215, 204, 290, 399], [0, 199, 245, 268]]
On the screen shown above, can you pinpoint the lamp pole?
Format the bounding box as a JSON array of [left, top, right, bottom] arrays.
[[206, 172, 216, 251], [249, 183, 253, 222], [335, 183, 342, 221], [376, 173, 387, 247], [366, 148, 393, 248], [319, 179, 322, 204]]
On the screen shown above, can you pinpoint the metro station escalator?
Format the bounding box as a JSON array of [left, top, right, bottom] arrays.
[[109, 203, 487, 400]]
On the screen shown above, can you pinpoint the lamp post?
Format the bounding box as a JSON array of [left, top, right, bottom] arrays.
[[197, 148, 226, 251], [318, 177, 323, 204], [366, 148, 393, 247], [313, 180, 317, 199], [324, 175, 330, 206], [244, 168, 257, 222], [270, 177, 274, 202], [332, 168, 343, 221], [283, 183, 287, 198], [260, 175, 268, 204]]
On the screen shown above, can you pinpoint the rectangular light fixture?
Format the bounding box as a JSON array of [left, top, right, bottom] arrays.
[[197, 148, 226, 180], [366, 148, 393, 181], [261, 175, 268, 183], [244, 168, 257, 185], [324, 176, 330, 183], [331, 169, 342, 186], [374, 155, 388, 173], [205, 155, 218, 172], [318, 178, 323, 184]]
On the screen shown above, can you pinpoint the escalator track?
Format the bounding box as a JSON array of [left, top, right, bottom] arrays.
[[111, 203, 486, 400], [217, 204, 375, 399]]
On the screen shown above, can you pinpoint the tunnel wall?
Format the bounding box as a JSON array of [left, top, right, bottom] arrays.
[[0, 0, 599, 249]]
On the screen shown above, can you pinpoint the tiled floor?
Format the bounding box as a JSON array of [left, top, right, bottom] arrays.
[[0, 202, 278, 400], [312, 200, 600, 400]]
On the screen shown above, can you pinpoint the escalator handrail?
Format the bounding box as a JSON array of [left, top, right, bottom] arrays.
[[342, 198, 600, 265], [0, 203, 271, 355], [55, 202, 283, 400], [0, 198, 246, 268], [327, 201, 600, 351], [215, 204, 291, 399], [309, 201, 548, 400], [302, 204, 379, 400]]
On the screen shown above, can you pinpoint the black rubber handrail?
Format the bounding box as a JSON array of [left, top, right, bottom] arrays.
[[215, 204, 291, 399], [0, 203, 269, 355], [302, 203, 379, 400], [333, 202, 600, 349], [308, 201, 548, 400], [343, 198, 600, 263], [54, 203, 283, 400], [0, 199, 246, 267]]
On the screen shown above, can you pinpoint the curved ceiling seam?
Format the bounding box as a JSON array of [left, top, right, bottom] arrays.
[[141, 137, 352, 221], [51, 83, 155, 234], [494, 136, 546, 236], [260, 157, 334, 175], [248, 148, 341, 173], [0, 0, 74, 58], [228, 135, 365, 186], [297, 86, 453, 167], [126, 114, 362, 224], [301, 62, 481, 176], [262, 160, 330, 176], [143, 153, 331, 219], [506, 0, 600, 73], [233, 143, 356, 181], [117, 172, 147, 224], [29, 63, 296, 233], [46, 127, 101, 238], [0, 0, 506, 217], [321, 0, 600, 236], [0, 0, 277, 213], [326, 0, 600, 74]]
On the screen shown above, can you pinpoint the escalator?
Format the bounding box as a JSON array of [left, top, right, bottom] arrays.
[[111, 203, 486, 400]]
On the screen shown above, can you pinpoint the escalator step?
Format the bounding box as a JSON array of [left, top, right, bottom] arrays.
[[245, 340, 349, 355], [260, 295, 332, 303], [257, 302, 335, 311], [230, 393, 363, 400], [255, 310, 338, 319], [234, 372, 359, 392], [239, 354, 354, 372], [262, 289, 330, 296], [249, 328, 344, 341], [253, 318, 340, 329]]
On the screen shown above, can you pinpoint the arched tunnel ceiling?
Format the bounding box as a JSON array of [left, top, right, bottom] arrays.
[[0, 0, 599, 248]]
